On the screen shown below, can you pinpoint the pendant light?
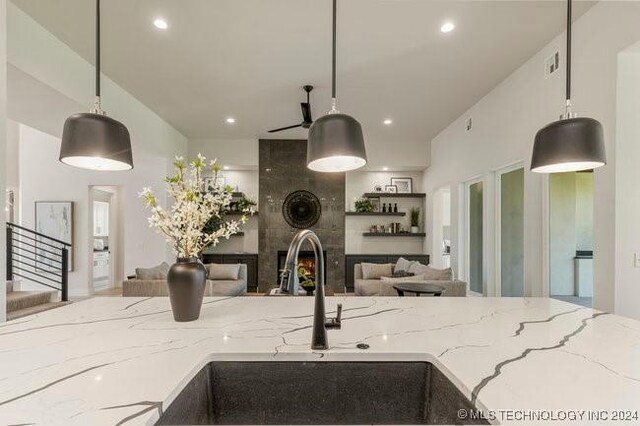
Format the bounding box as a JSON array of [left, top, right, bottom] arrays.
[[307, 0, 367, 173], [530, 0, 605, 173], [59, 0, 133, 171]]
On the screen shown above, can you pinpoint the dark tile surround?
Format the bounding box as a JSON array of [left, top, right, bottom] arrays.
[[258, 139, 346, 293]]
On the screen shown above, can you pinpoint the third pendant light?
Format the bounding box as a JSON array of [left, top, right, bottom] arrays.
[[530, 0, 605, 173]]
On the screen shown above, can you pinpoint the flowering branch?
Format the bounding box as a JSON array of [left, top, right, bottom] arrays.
[[140, 154, 248, 258]]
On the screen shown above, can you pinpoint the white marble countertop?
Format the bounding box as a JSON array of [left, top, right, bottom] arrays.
[[0, 296, 639, 425]]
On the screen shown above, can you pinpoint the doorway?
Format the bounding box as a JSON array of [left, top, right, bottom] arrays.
[[89, 186, 123, 296], [548, 171, 593, 307], [496, 166, 525, 297], [465, 179, 484, 295]]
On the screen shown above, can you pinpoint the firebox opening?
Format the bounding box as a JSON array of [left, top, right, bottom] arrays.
[[277, 250, 327, 286]]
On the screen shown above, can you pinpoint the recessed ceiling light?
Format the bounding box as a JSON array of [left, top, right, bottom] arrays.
[[153, 18, 168, 30], [441, 22, 455, 33], [223, 166, 230, 170], [382, 167, 389, 171], [226, 117, 236, 124], [383, 119, 393, 126]]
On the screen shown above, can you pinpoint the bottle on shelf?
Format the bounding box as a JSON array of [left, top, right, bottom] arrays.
[[382, 203, 387, 213], [393, 203, 398, 213]]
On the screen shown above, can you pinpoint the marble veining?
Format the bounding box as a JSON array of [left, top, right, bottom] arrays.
[[0, 296, 638, 425]]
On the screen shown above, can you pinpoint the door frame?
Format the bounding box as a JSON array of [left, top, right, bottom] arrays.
[[493, 161, 525, 297], [461, 175, 487, 295]]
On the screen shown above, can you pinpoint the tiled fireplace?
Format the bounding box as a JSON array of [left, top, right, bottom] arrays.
[[258, 139, 345, 293]]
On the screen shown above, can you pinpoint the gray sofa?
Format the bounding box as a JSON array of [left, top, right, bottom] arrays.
[[123, 264, 247, 297], [353, 263, 467, 297]]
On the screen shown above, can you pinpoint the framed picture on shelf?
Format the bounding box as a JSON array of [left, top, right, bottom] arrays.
[[390, 177, 413, 194], [35, 201, 74, 271], [385, 185, 398, 193], [373, 185, 383, 193], [203, 175, 225, 192], [369, 197, 381, 212]]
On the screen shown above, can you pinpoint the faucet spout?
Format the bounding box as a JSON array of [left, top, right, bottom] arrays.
[[280, 230, 338, 350]]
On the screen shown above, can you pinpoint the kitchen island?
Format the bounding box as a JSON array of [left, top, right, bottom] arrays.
[[0, 296, 638, 425]]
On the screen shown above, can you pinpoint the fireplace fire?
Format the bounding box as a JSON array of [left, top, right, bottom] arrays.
[[277, 250, 327, 286]]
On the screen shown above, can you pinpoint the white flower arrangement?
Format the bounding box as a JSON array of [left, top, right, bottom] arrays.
[[140, 154, 249, 258]]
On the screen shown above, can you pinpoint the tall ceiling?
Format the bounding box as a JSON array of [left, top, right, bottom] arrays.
[[12, 0, 593, 160]]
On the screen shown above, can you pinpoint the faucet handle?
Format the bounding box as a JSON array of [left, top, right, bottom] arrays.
[[326, 303, 342, 329]]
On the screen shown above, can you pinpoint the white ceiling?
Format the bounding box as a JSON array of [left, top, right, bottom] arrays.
[[12, 0, 594, 161]]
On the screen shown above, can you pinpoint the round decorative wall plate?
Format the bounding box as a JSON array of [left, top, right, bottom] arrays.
[[282, 190, 322, 229]]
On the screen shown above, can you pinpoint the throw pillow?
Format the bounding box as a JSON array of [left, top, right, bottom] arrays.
[[407, 262, 453, 281], [394, 257, 417, 274], [207, 263, 241, 280], [135, 262, 170, 280], [361, 263, 394, 280], [391, 271, 415, 278], [380, 274, 425, 283]]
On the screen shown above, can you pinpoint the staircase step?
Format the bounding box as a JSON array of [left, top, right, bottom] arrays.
[[6, 290, 57, 313], [7, 301, 71, 321]]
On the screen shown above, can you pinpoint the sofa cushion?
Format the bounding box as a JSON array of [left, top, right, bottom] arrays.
[[380, 274, 425, 283], [361, 263, 394, 279], [207, 263, 241, 280], [394, 257, 417, 274], [135, 262, 169, 280], [407, 263, 452, 281]]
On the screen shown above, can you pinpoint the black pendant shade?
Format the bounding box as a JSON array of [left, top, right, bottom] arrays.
[[59, 0, 133, 171], [531, 117, 605, 173], [530, 0, 605, 174], [307, 113, 367, 172], [307, 0, 366, 173], [60, 113, 133, 171]]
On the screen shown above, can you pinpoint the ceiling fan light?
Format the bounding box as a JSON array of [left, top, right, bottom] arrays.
[[60, 113, 133, 171], [531, 117, 605, 173], [307, 113, 367, 173]]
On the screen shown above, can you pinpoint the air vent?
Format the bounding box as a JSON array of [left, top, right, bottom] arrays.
[[545, 51, 560, 77]]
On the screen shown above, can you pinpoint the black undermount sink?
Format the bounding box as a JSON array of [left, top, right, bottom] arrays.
[[156, 362, 488, 425]]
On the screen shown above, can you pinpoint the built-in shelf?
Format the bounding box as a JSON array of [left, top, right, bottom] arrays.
[[363, 192, 426, 199], [345, 212, 406, 217], [232, 192, 245, 198], [363, 232, 426, 237]]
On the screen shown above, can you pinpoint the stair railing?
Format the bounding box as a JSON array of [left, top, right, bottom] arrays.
[[6, 222, 70, 302]]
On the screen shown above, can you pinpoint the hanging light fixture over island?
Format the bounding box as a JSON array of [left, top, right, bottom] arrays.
[[307, 0, 367, 173], [59, 0, 133, 171], [530, 0, 605, 174]]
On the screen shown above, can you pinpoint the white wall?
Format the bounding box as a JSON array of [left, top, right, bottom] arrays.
[[423, 2, 640, 311], [7, 4, 188, 297], [189, 138, 259, 169], [615, 45, 640, 320], [17, 125, 181, 297], [345, 171, 425, 255], [1, 0, 8, 322]]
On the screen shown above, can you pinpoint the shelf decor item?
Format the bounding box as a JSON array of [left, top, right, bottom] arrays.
[[385, 185, 398, 193], [355, 198, 374, 213], [409, 207, 421, 234], [391, 177, 413, 194], [530, 0, 605, 173], [140, 154, 247, 322]]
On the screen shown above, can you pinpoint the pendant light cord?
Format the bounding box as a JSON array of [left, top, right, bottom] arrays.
[[96, 0, 101, 97], [91, 0, 104, 114], [565, 0, 571, 102], [330, 0, 338, 113]]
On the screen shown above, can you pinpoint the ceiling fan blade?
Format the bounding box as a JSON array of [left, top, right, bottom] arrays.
[[301, 103, 312, 124], [268, 124, 303, 133]]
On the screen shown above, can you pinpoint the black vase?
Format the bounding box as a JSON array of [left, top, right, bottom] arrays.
[[167, 257, 207, 322]]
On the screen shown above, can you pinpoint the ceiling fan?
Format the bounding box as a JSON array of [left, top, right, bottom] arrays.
[[268, 85, 314, 133]]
